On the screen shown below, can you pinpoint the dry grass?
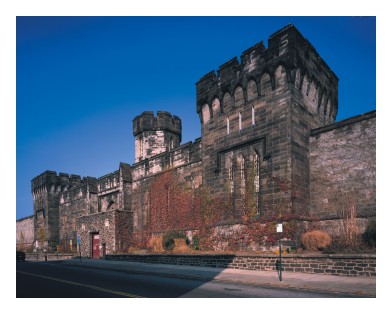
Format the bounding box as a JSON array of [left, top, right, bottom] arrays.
[[147, 235, 164, 252], [301, 230, 332, 251]]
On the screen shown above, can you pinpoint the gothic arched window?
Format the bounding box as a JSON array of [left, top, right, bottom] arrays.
[[228, 159, 234, 195], [253, 153, 260, 214]]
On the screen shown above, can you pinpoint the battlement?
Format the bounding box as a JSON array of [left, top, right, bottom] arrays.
[[31, 170, 90, 193], [196, 24, 339, 120], [133, 111, 183, 162], [133, 111, 182, 139], [98, 170, 120, 192]]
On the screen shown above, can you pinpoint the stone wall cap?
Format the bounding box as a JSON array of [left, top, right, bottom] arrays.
[[311, 110, 376, 136], [16, 215, 34, 222], [106, 253, 376, 259]]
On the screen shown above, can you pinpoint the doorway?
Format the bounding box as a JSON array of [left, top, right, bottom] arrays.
[[92, 233, 100, 259]]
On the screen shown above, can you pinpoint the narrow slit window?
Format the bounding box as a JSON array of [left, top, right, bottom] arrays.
[[239, 112, 242, 132], [227, 117, 230, 135], [140, 138, 144, 159], [229, 161, 234, 194], [240, 156, 246, 206], [252, 107, 255, 126], [253, 153, 260, 215]]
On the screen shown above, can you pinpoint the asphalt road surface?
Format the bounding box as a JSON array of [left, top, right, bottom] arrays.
[[16, 261, 351, 298]]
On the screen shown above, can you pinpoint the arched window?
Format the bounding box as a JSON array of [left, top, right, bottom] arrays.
[[212, 98, 220, 115], [170, 137, 174, 150], [202, 103, 210, 123], [240, 155, 246, 199], [140, 138, 143, 157], [253, 153, 260, 193], [253, 153, 260, 214], [228, 159, 234, 195]]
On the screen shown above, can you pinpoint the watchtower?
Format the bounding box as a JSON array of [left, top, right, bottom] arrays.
[[195, 24, 339, 217], [31, 171, 82, 250], [132, 111, 182, 163]]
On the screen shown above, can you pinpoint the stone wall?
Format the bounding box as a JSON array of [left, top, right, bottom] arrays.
[[130, 139, 202, 234], [77, 209, 132, 257], [16, 215, 34, 250], [59, 178, 97, 248], [106, 253, 376, 277], [133, 111, 182, 162], [196, 24, 339, 219], [31, 171, 97, 250], [25, 252, 74, 261], [309, 111, 376, 230], [22, 24, 375, 255]]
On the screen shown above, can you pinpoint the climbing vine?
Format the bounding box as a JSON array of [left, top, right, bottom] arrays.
[[137, 164, 300, 252]]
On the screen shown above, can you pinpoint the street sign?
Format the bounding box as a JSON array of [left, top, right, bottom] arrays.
[[276, 223, 283, 233], [77, 234, 81, 245]]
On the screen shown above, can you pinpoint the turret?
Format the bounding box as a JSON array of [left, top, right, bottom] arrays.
[[196, 24, 339, 127], [194, 24, 340, 219], [31, 170, 85, 250], [132, 111, 182, 163]]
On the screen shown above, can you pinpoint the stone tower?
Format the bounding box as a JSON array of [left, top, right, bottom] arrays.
[[196, 24, 338, 217], [31, 171, 82, 250], [132, 111, 182, 163]]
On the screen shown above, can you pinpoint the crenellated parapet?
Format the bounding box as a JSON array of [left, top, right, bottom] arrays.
[[131, 138, 202, 182], [97, 170, 120, 193], [31, 171, 87, 196], [133, 111, 182, 140], [60, 176, 98, 203], [132, 111, 183, 162], [196, 24, 339, 125]]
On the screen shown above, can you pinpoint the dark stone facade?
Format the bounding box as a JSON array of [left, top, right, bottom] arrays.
[[309, 111, 376, 234], [26, 24, 375, 257], [196, 24, 338, 219]]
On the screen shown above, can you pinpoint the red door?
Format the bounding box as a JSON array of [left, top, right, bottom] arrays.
[[92, 233, 100, 259]]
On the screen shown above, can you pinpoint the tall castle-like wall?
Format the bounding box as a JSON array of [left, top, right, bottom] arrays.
[[196, 24, 339, 217], [25, 24, 375, 256], [31, 171, 88, 249]]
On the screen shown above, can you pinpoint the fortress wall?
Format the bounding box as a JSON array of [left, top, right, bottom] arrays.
[[196, 24, 338, 217], [16, 215, 34, 249], [309, 111, 376, 221]]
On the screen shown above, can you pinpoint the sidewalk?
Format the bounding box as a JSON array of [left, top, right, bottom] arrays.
[[59, 258, 376, 297]]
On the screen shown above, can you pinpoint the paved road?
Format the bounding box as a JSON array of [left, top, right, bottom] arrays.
[[16, 261, 354, 298]]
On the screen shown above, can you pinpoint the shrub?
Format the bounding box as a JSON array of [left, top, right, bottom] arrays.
[[301, 230, 332, 251], [147, 235, 164, 252], [362, 219, 376, 248], [162, 230, 186, 251]]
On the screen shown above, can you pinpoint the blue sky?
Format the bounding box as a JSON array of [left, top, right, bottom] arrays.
[[16, 16, 376, 219]]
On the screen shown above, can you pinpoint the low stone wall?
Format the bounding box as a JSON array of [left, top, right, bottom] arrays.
[[106, 253, 376, 277], [26, 253, 75, 261]]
